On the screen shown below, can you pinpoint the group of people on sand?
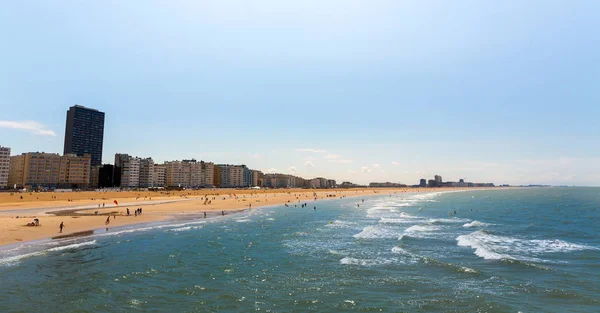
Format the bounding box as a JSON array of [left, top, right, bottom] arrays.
[[126, 208, 143, 216]]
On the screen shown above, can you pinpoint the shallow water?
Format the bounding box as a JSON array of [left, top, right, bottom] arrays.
[[1, 188, 599, 312]]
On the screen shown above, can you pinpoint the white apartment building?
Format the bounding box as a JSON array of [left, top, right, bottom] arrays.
[[121, 157, 140, 188], [0, 146, 10, 188]]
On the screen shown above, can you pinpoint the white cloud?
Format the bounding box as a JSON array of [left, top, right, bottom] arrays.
[[360, 166, 371, 173], [289, 166, 297, 174], [330, 159, 354, 164], [304, 160, 315, 167], [264, 168, 279, 173], [324, 154, 341, 159], [296, 148, 326, 153], [391, 161, 400, 166], [0, 120, 56, 136], [372, 164, 380, 168], [348, 170, 357, 174]]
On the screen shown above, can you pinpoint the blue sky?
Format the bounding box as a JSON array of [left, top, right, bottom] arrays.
[[1, 1, 599, 185]]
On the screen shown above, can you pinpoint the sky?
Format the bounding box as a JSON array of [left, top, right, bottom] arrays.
[[1, 0, 599, 186]]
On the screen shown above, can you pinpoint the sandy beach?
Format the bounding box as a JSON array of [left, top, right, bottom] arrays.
[[0, 188, 485, 247]]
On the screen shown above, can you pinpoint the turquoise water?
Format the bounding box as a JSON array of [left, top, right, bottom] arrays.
[[1, 188, 599, 312]]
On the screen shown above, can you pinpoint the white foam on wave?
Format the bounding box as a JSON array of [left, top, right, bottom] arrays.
[[339, 257, 394, 267], [47, 240, 97, 252], [353, 225, 400, 239], [0, 240, 97, 266], [456, 230, 598, 261], [326, 220, 356, 228], [429, 218, 471, 224], [379, 217, 416, 224], [168, 226, 203, 232], [0, 251, 47, 266], [405, 225, 442, 233], [235, 219, 252, 223], [462, 220, 490, 228]]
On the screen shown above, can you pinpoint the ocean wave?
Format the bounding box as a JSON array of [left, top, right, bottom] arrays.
[[353, 225, 400, 239], [47, 240, 97, 252], [326, 220, 356, 228], [339, 257, 394, 267], [456, 230, 598, 262], [235, 219, 252, 223], [405, 225, 442, 233], [379, 217, 417, 224], [428, 218, 471, 224], [0, 251, 47, 267], [462, 220, 490, 228], [168, 226, 203, 232], [391, 246, 480, 274]]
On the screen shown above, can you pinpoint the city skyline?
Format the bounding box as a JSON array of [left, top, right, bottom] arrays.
[[1, 1, 599, 186]]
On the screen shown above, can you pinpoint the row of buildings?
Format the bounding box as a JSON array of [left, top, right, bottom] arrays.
[[417, 176, 494, 188], [0, 147, 338, 190]]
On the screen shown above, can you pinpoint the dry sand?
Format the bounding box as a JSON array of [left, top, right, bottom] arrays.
[[0, 187, 484, 247]]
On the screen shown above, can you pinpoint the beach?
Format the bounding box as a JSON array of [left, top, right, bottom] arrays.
[[0, 188, 479, 247]]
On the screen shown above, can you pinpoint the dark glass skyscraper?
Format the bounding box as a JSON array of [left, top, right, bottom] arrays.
[[63, 105, 105, 166]]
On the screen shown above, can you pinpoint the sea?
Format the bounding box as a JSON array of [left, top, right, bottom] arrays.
[[0, 188, 599, 312]]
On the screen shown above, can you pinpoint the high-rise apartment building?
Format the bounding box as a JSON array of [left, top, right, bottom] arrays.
[[152, 164, 166, 187], [0, 146, 10, 188], [64, 105, 105, 166], [139, 158, 155, 188], [121, 157, 140, 188], [8, 152, 90, 189]]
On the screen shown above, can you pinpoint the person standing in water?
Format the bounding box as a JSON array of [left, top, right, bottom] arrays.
[[59, 222, 65, 233]]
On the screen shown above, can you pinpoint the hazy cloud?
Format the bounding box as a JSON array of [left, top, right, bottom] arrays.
[[324, 154, 341, 159], [360, 166, 371, 173], [264, 168, 279, 173], [391, 161, 400, 166], [304, 160, 315, 167], [0, 120, 56, 136], [250, 153, 262, 159], [296, 148, 326, 153], [330, 159, 354, 164], [289, 166, 297, 174]]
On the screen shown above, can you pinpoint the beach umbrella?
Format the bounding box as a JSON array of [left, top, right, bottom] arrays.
[[114, 200, 119, 206]]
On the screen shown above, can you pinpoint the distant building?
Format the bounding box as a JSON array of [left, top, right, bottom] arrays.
[[201, 161, 214, 187], [8, 152, 91, 189], [428, 179, 437, 187], [242, 166, 254, 187], [121, 157, 140, 188], [113, 153, 131, 187], [369, 182, 407, 188], [152, 164, 166, 187], [434, 175, 443, 184], [138, 158, 155, 188], [98, 164, 115, 188], [252, 170, 263, 187], [63, 105, 105, 166], [419, 179, 427, 187], [0, 146, 10, 188], [89, 165, 101, 188]]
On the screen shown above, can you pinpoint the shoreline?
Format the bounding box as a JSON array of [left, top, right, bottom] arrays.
[[0, 188, 499, 249]]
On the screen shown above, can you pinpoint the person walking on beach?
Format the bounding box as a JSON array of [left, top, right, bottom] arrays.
[[59, 222, 65, 233], [127, 208, 130, 216], [105, 216, 110, 225]]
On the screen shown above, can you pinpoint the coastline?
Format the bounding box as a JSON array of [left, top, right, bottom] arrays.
[[0, 187, 497, 249]]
